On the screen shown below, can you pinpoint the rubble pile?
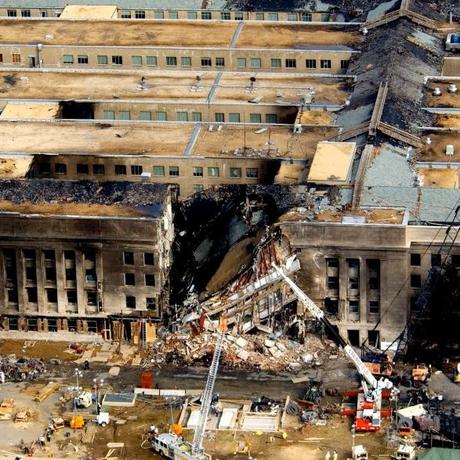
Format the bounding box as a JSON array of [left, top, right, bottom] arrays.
[[0, 355, 46, 381], [145, 331, 341, 372], [0, 179, 168, 207]]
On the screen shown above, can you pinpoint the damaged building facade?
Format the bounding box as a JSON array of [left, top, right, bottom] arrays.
[[0, 181, 173, 335]]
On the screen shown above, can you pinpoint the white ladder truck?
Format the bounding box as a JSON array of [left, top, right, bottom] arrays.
[[151, 319, 227, 460], [271, 262, 393, 432]]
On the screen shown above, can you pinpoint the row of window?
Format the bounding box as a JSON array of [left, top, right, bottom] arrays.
[[44, 163, 259, 178], [60, 54, 345, 70], [124, 272, 155, 287], [101, 110, 278, 124], [4, 9, 329, 22], [125, 295, 156, 310], [123, 251, 154, 266]]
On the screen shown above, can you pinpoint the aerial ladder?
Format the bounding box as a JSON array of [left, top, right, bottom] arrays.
[[272, 262, 393, 431]]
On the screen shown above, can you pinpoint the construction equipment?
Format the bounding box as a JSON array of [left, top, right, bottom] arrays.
[[70, 414, 85, 429], [351, 445, 368, 460], [75, 390, 93, 409], [151, 319, 227, 459], [272, 262, 393, 432], [395, 445, 416, 460]]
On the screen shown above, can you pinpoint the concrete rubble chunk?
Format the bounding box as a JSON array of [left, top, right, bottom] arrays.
[[235, 337, 248, 349], [264, 339, 275, 348]]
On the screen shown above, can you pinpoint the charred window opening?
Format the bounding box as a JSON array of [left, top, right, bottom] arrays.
[[60, 101, 94, 119]]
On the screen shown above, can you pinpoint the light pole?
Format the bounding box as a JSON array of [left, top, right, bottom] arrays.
[[73, 368, 83, 411], [93, 378, 104, 415]]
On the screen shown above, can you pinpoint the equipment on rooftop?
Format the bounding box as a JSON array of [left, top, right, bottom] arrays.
[[432, 87, 442, 96]]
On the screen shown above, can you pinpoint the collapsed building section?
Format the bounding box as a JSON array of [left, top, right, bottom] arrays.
[[0, 180, 173, 337]]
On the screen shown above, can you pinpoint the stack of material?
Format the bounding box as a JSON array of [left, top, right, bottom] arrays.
[[0, 355, 46, 381], [144, 331, 340, 372]]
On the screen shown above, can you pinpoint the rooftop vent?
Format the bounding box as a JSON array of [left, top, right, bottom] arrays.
[[432, 87, 442, 96], [446, 144, 454, 156], [448, 84, 458, 93]]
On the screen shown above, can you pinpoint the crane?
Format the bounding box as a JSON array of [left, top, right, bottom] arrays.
[[271, 262, 393, 431]]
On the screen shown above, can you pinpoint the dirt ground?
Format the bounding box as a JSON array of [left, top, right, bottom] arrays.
[[0, 339, 79, 361]]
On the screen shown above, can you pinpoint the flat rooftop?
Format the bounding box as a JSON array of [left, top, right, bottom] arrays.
[[314, 208, 405, 224], [434, 114, 460, 128], [0, 154, 33, 178], [59, 5, 117, 19], [0, 101, 60, 119], [0, 70, 350, 106], [307, 141, 356, 184], [0, 180, 168, 217], [236, 24, 360, 49], [418, 132, 460, 162], [0, 20, 358, 49], [417, 167, 459, 189], [425, 81, 460, 107], [0, 120, 339, 159], [0, 19, 236, 47]]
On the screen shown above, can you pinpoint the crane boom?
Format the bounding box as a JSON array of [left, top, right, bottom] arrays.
[[191, 327, 225, 456], [272, 262, 378, 390]]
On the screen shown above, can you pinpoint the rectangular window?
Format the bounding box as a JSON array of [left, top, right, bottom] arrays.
[[221, 11, 231, 20], [153, 166, 165, 176], [120, 10, 131, 18], [112, 55, 123, 65], [118, 111, 131, 120], [154, 10, 164, 19], [348, 300, 359, 314], [131, 165, 143, 175], [47, 288, 57, 303], [187, 11, 198, 19], [193, 184, 204, 193], [246, 168, 258, 178], [237, 58, 246, 68], [268, 12, 279, 21], [93, 164, 105, 175], [146, 56, 157, 66], [0, 54, 2, 63], [144, 253, 154, 265], [97, 55, 108, 65], [125, 273, 135, 285], [201, 57, 212, 67], [135, 10, 145, 19], [367, 259, 380, 290], [215, 57, 225, 67], [124, 251, 134, 265], [21, 9, 31, 17], [452, 254, 460, 267], [301, 12, 312, 21], [369, 301, 380, 314], [155, 111, 167, 121], [285, 58, 297, 68], [431, 253, 441, 267], [39, 162, 51, 174], [229, 113, 240, 123], [191, 166, 202, 177], [230, 167, 242, 178], [169, 166, 179, 176], [306, 59, 317, 69], [12, 54, 21, 64], [55, 163, 67, 174], [208, 167, 220, 177], [341, 59, 350, 70], [265, 113, 277, 123], [249, 113, 262, 123], [176, 111, 188, 122], [168, 10, 178, 19], [321, 13, 330, 22], [181, 56, 192, 67], [41, 11, 48, 17], [410, 253, 421, 266], [146, 297, 156, 311], [255, 12, 264, 20], [215, 113, 224, 123], [192, 112, 202, 122], [145, 274, 155, 286], [235, 12, 244, 20], [271, 58, 281, 68], [320, 59, 332, 69], [77, 55, 88, 64], [115, 164, 127, 175], [87, 291, 97, 306], [7, 10, 17, 17], [63, 54, 74, 64], [288, 13, 297, 21], [131, 55, 142, 66], [139, 111, 152, 121], [126, 295, 136, 309], [103, 110, 115, 120], [410, 274, 421, 288], [166, 56, 177, 66], [67, 290, 77, 305], [250, 58, 261, 68], [201, 11, 212, 20], [77, 163, 89, 174]]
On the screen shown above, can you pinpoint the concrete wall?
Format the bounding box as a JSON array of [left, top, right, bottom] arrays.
[[0, 44, 354, 74], [30, 154, 280, 198], [0, 195, 173, 321]]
